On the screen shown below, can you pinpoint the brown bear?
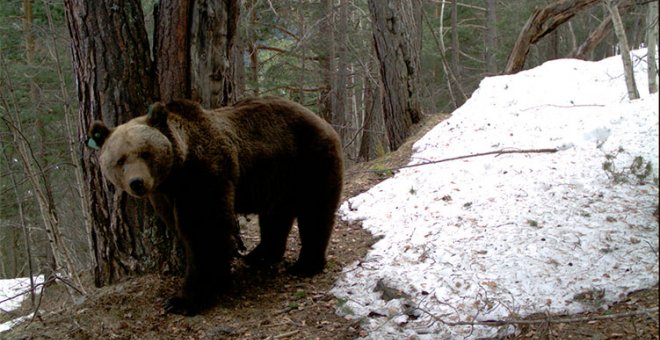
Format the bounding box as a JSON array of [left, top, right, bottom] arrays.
[[86, 96, 343, 315]]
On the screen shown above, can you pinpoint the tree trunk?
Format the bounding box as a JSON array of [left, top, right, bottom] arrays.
[[297, 9, 306, 103], [23, 0, 49, 282], [190, 0, 241, 108], [368, 0, 422, 151], [505, 0, 601, 74], [450, 0, 460, 78], [247, 0, 259, 96], [154, 0, 192, 101], [605, 0, 639, 100], [335, 0, 349, 148], [65, 0, 177, 287], [485, 0, 498, 74], [318, 0, 336, 123], [66, 0, 241, 287], [647, 0, 658, 94], [358, 55, 387, 161], [569, 0, 634, 60]]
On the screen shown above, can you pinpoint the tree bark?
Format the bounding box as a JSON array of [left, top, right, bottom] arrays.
[[505, 0, 601, 74], [154, 0, 192, 101], [358, 55, 387, 161], [450, 0, 460, 77], [335, 0, 349, 147], [605, 0, 639, 100], [66, 0, 241, 287], [65, 0, 177, 287], [485, 0, 498, 74], [190, 0, 241, 108], [569, 0, 634, 60], [368, 0, 422, 151], [318, 0, 336, 123], [247, 0, 259, 96]]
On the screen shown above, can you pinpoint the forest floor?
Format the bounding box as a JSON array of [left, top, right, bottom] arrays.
[[2, 113, 658, 339]]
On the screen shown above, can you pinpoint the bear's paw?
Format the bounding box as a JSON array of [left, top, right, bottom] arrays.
[[164, 296, 201, 316]]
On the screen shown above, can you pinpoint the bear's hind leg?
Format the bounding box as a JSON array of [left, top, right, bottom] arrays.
[[244, 211, 294, 267], [289, 206, 336, 276]]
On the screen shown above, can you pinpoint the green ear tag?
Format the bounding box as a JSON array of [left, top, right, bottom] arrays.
[[147, 104, 155, 118], [87, 138, 100, 150]]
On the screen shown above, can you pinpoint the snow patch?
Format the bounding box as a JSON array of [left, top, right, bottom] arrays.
[[333, 50, 659, 339]]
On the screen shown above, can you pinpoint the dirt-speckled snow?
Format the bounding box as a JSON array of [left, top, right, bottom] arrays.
[[332, 49, 659, 339]]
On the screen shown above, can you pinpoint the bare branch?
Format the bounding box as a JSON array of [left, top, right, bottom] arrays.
[[370, 148, 559, 173], [416, 305, 659, 327]]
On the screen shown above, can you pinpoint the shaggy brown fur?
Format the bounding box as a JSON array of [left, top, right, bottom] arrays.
[[88, 97, 343, 315]]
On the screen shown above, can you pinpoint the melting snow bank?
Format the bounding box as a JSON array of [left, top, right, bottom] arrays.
[[333, 49, 659, 339], [0, 276, 44, 332]]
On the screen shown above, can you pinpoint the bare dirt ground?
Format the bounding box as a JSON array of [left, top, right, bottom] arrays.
[[3, 113, 658, 339]]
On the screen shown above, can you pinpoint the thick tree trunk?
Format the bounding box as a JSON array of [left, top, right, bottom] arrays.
[[65, 0, 178, 287], [358, 56, 387, 161], [505, 0, 601, 74], [66, 0, 242, 287], [190, 0, 241, 108], [154, 0, 192, 101], [368, 0, 422, 151]]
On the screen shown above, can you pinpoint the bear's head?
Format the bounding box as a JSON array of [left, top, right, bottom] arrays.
[[87, 103, 175, 198]]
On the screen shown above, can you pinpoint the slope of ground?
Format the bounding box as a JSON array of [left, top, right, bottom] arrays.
[[334, 50, 659, 338], [3, 50, 659, 339], [0, 113, 443, 340], [1, 109, 657, 340]]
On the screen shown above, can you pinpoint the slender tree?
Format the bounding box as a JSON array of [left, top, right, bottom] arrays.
[[485, 0, 498, 74], [450, 0, 460, 78], [646, 0, 658, 94], [318, 0, 336, 123], [605, 0, 639, 100], [335, 0, 349, 147]]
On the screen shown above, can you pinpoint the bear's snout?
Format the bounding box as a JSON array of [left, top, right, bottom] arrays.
[[129, 178, 147, 196]]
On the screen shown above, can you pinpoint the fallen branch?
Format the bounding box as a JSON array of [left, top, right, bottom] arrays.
[[520, 103, 606, 111], [274, 330, 299, 339], [371, 148, 559, 173], [418, 306, 659, 327]]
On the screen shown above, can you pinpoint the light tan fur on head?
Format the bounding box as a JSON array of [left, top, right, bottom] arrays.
[[98, 117, 174, 197]]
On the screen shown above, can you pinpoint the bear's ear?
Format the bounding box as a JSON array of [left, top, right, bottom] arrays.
[[87, 121, 111, 150], [147, 102, 168, 127]]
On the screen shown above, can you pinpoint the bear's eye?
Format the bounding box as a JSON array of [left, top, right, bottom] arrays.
[[116, 156, 126, 167], [138, 151, 151, 161]]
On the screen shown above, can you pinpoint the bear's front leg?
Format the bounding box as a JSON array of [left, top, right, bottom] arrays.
[[164, 196, 235, 315]]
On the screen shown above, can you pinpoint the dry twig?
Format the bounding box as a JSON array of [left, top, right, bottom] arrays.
[[371, 148, 559, 174], [417, 306, 659, 327]]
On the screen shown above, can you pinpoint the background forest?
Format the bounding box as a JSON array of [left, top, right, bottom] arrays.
[[0, 0, 656, 293]]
